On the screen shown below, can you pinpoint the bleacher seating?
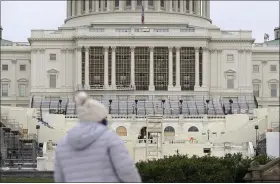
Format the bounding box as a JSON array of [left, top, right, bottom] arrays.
[[31, 95, 258, 117]]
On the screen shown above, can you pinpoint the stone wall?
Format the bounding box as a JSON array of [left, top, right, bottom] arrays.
[[244, 158, 280, 182]]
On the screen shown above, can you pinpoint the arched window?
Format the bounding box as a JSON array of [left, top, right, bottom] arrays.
[[116, 126, 127, 136], [164, 126, 175, 137], [188, 126, 199, 132]]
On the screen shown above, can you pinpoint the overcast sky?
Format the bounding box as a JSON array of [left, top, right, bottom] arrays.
[[1, 1, 279, 43]]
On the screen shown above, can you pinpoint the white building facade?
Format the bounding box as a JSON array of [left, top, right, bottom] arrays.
[[0, 0, 279, 108]]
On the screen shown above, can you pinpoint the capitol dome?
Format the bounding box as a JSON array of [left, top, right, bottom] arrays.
[[64, 0, 211, 27]]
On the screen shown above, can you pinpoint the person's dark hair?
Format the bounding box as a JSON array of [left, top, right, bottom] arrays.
[[100, 118, 108, 126]]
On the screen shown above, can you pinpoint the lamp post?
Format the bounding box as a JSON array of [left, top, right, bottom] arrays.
[[132, 103, 135, 114], [58, 99, 62, 114], [255, 125, 259, 155], [179, 100, 183, 115], [109, 99, 112, 114], [135, 100, 138, 116], [207, 129, 210, 141], [162, 99, 165, 115], [36, 125, 40, 145], [229, 99, 233, 114], [206, 99, 210, 115]]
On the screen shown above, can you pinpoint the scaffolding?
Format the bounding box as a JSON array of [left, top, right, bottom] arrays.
[[145, 115, 163, 160], [0, 115, 38, 169]]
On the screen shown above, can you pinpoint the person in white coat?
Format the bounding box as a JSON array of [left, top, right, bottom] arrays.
[[54, 92, 142, 182]]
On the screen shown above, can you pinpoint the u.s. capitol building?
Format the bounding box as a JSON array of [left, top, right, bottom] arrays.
[[0, 0, 279, 164]]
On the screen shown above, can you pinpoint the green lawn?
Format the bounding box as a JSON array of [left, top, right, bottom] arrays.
[[1, 178, 54, 183]]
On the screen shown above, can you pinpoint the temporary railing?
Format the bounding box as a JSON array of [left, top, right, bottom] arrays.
[[32, 95, 258, 117]]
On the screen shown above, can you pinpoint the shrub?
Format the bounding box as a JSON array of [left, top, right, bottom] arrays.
[[136, 154, 272, 183]]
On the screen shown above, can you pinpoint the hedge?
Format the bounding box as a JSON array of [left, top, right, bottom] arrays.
[[2, 154, 272, 183], [136, 153, 272, 183]]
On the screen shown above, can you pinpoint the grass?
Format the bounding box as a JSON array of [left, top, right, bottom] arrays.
[[1, 178, 54, 183]]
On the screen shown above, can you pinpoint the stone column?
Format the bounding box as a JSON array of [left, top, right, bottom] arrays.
[[180, 0, 184, 13], [11, 59, 17, 96], [95, 0, 99, 12], [196, 0, 201, 16], [119, 0, 124, 10], [206, 0, 210, 18], [189, 0, 193, 14], [111, 46, 116, 89], [155, 0, 160, 11], [217, 50, 223, 89], [67, 0, 72, 17], [174, 0, 178, 12], [203, 0, 206, 17], [85, 0, 90, 13], [131, 0, 136, 11], [168, 47, 173, 90], [209, 49, 217, 89], [91, 0, 95, 12], [130, 46, 135, 87], [202, 47, 209, 89], [39, 49, 45, 88], [144, 0, 148, 11], [77, 0, 82, 15], [72, 0, 76, 16], [61, 49, 67, 87], [246, 50, 252, 90], [31, 49, 38, 88], [238, 50, 243, 89], [100, 0, 104, 11], [168, 0, 173, 12], [66, 49, 74, 88], [76, 47, 82, 89], [104, 46, 109, 89], [149, 46, 155, 91], [195, 47, 199, 87], [85, 47, 90, 89], [175, 47, 181, 90]]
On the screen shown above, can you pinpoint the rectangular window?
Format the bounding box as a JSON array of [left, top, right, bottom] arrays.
[[91, 28, 105, 32], [153, 28, 169, 32], [114, 0, 119, 8], [137, 0, 142, 6], [50, 54, 56, 61], [115, 28, 131, 32], [253, 65, 259, 72], [50, 75, 57, 88], [270, 65, 277, 72], [227, 54, 234, 62], [270, 84, 277, 97], [126, 0, 131, 7], [2, 64, 8, 71], [180, 28, 195, 32], [20, 65, 26, 71], [253, 84, 260, 97], [160, 0, 164, 7], [19, 84, 26, 97], [1, 84, 8, 96], [148, 0, 154, 7], [227, 79, 234, 89]]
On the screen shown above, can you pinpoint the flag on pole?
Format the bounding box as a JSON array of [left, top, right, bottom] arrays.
[[141, 5, 144, 25]]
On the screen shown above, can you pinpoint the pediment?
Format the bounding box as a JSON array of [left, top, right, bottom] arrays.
[[268, 79, 279, 83], [252, 79, 262, 83], [17, 78, 29, 83], [224, 69, 236, 74], [1, 78, 11, 82], [47, 69, 59, 74]]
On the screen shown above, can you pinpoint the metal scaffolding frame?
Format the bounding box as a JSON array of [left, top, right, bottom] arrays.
[[145, 115, 163, 160], [0, 115, 38, 169]]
